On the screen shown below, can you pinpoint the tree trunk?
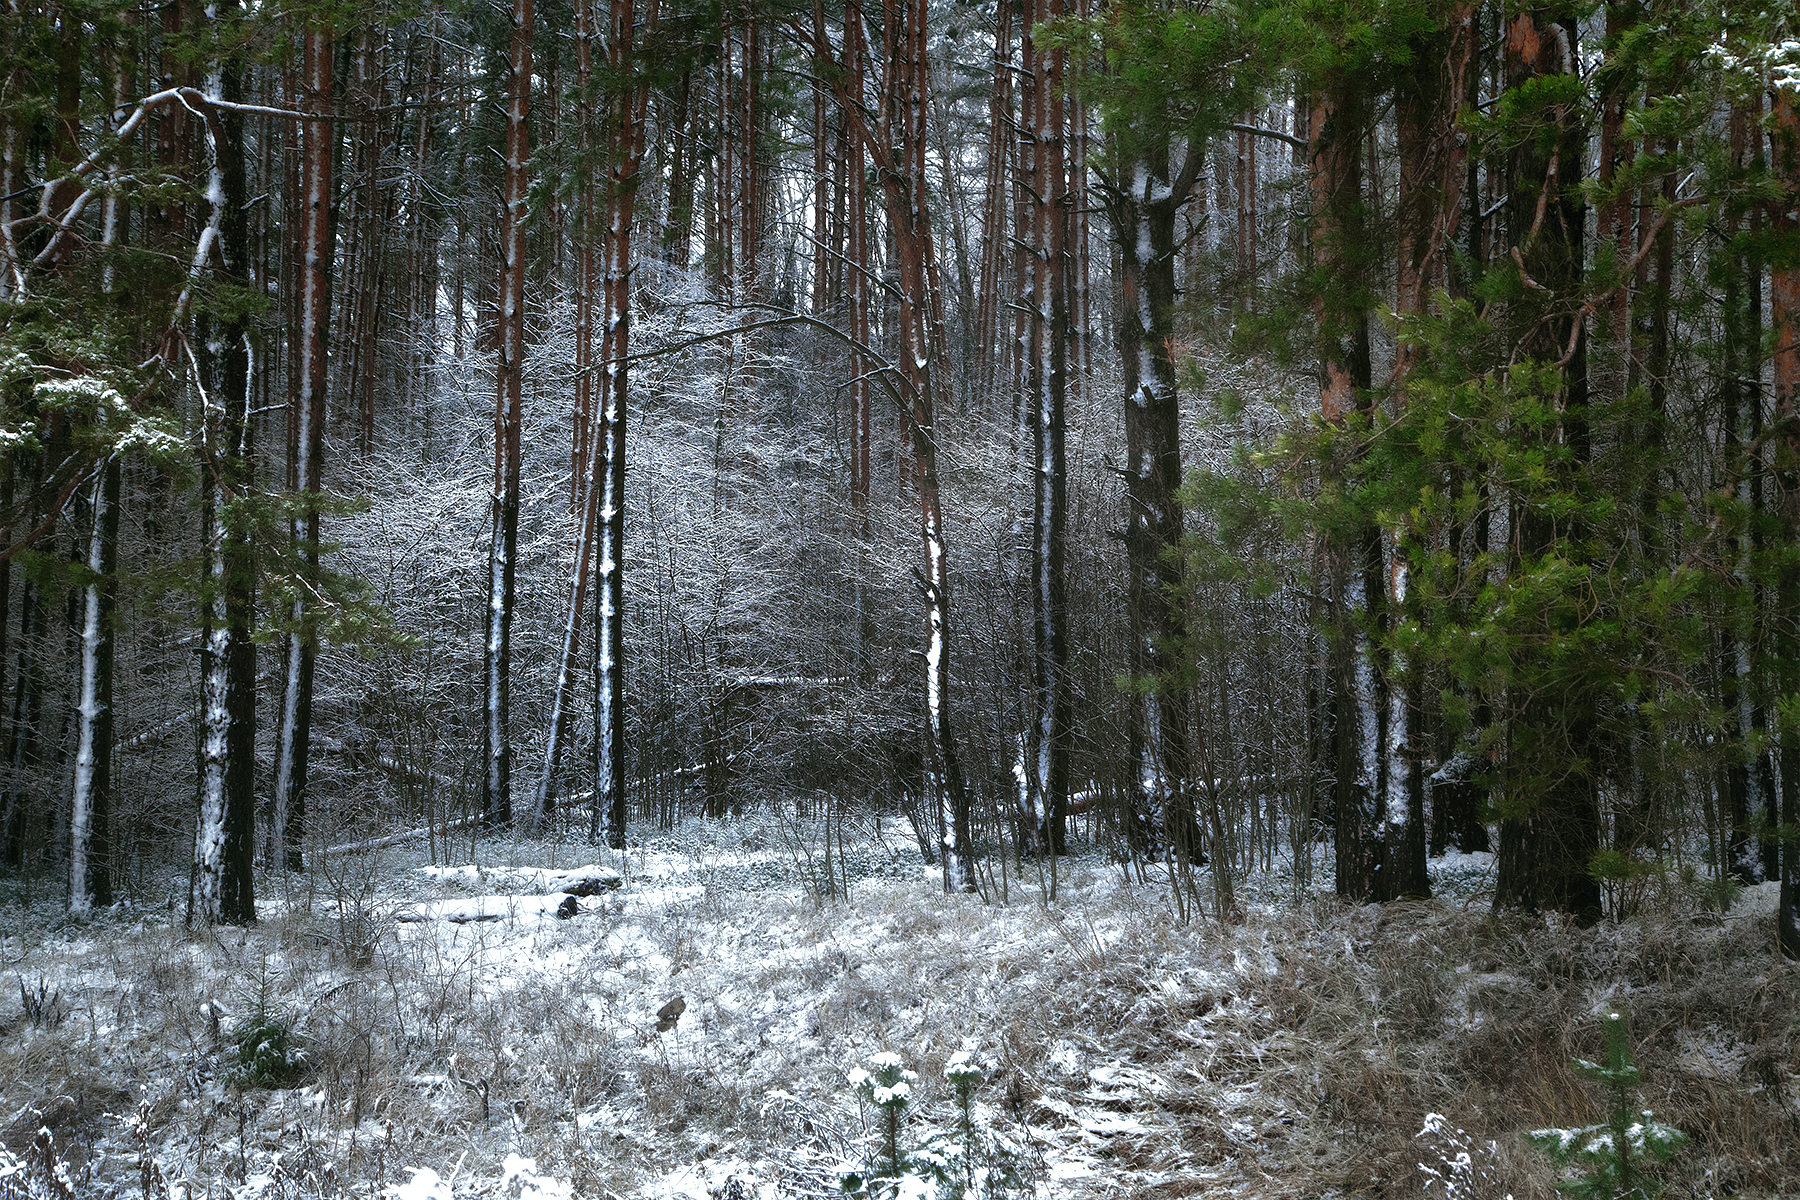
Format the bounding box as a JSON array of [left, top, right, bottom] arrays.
[[1020, 0, 1069, 858], [974, 0, 1014, 407], [482, 0, 532, 829], [69, 457, 119, 912], [533, 0, 600, 831], [1310, 80, 1383, 901], [68, 58, 134, 910], [272, 23, 334, 874], [1722, 97, 1777, 885], [1109, 126, 1206, 874], [843, 0, 973, 890], [190, 20, 258, 927], [1771, 86, 1798, 958], [1491, 11, 1599, 923], [1379, 13, 1471, 899], [592, 0, 660, 849]]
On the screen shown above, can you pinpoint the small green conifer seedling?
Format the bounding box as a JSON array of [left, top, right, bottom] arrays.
[[1527, 1013, 1685, 1199]]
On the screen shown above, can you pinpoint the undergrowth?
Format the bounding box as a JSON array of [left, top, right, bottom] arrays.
[[0, 836, 1791, 1198]]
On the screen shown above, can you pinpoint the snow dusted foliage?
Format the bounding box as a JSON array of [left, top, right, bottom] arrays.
[[1416, 1112, 1509, 1199], [383, 1154, 571, 1200], [4, 836, 1800, 1198]]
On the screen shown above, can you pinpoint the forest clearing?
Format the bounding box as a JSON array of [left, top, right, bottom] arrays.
[[2, 828, 1797, 1199]]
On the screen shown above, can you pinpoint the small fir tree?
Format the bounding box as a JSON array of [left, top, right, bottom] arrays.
[[1528, 1013, 1685, 1199]]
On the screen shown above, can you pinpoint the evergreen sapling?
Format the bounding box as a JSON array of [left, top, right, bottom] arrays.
[[1527, 1013, 1684, 1199]]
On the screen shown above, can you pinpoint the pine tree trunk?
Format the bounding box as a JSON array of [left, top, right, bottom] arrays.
[[592, 0, 659, 849], [1723, 98, 1776, 886], [532, 0, 599, 832], [1020, 0, 1069, 859], [974, 0, 1014, 407], [68, 71, 132, 909], [1109, 129, 1204, 871], [191, 21, 258, 926], [482, 0, 532, 829], [69, 458, 118, 911], [1492, 12, 1599, 923], [843, 0, 972, 890], [1380, 15, 1470, 900], [1, 568, 45, 870], [272, 23, 333, 874], [1310, 81, 1383, 901], [1770, 86, 1799, 958]]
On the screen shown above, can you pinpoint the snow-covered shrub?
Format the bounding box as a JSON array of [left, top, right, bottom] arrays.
[[230, 1012, 315, 1090], [1415, 1112, 1508, 1199], [229, 964, 314, 1090], [840, 1050, 1033, 1200], [0, 1130, 77, 1200], [1528, 1013, 1684, 1199], [847, 1050, 918, 1188], [930, 1051, 1033, 1200], [380, 1154, 571, 1200]]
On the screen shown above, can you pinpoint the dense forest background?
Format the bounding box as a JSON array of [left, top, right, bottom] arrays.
[[1, 0, 1797, 945]]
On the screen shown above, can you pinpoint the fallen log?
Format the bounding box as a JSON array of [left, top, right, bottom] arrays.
[[323, 816, 483, 857]]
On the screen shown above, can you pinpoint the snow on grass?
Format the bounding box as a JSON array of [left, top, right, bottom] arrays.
[[2, 827, 1797, 1198]]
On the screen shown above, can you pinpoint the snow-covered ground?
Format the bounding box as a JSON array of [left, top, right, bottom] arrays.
[[0, 823, 1794, 1199]]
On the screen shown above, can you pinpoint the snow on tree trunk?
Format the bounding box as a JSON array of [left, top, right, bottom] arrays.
[[193, 527, 232, 926], [69, 458, 118, 912], [1113, 148, 1199, 866], [532, 0, 599, 833], [1021, 0, 1069, 859], [69, 86, 129, 913], [840, 0, 974, 891], [189, 24, 257, 926], [591, 0, 658, 850], [483, 0, 532, 829], [272, 23, 333, 873]]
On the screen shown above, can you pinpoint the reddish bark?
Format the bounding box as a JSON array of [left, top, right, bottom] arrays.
[[482, 0, 533, 828]]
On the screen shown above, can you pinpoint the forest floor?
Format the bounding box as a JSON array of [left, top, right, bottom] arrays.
[[0, 817, 1796, 1199]]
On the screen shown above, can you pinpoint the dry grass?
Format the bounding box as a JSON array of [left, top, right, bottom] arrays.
[[0, 846, 1794, 1198], [1001, 889, 1799, 1198]]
